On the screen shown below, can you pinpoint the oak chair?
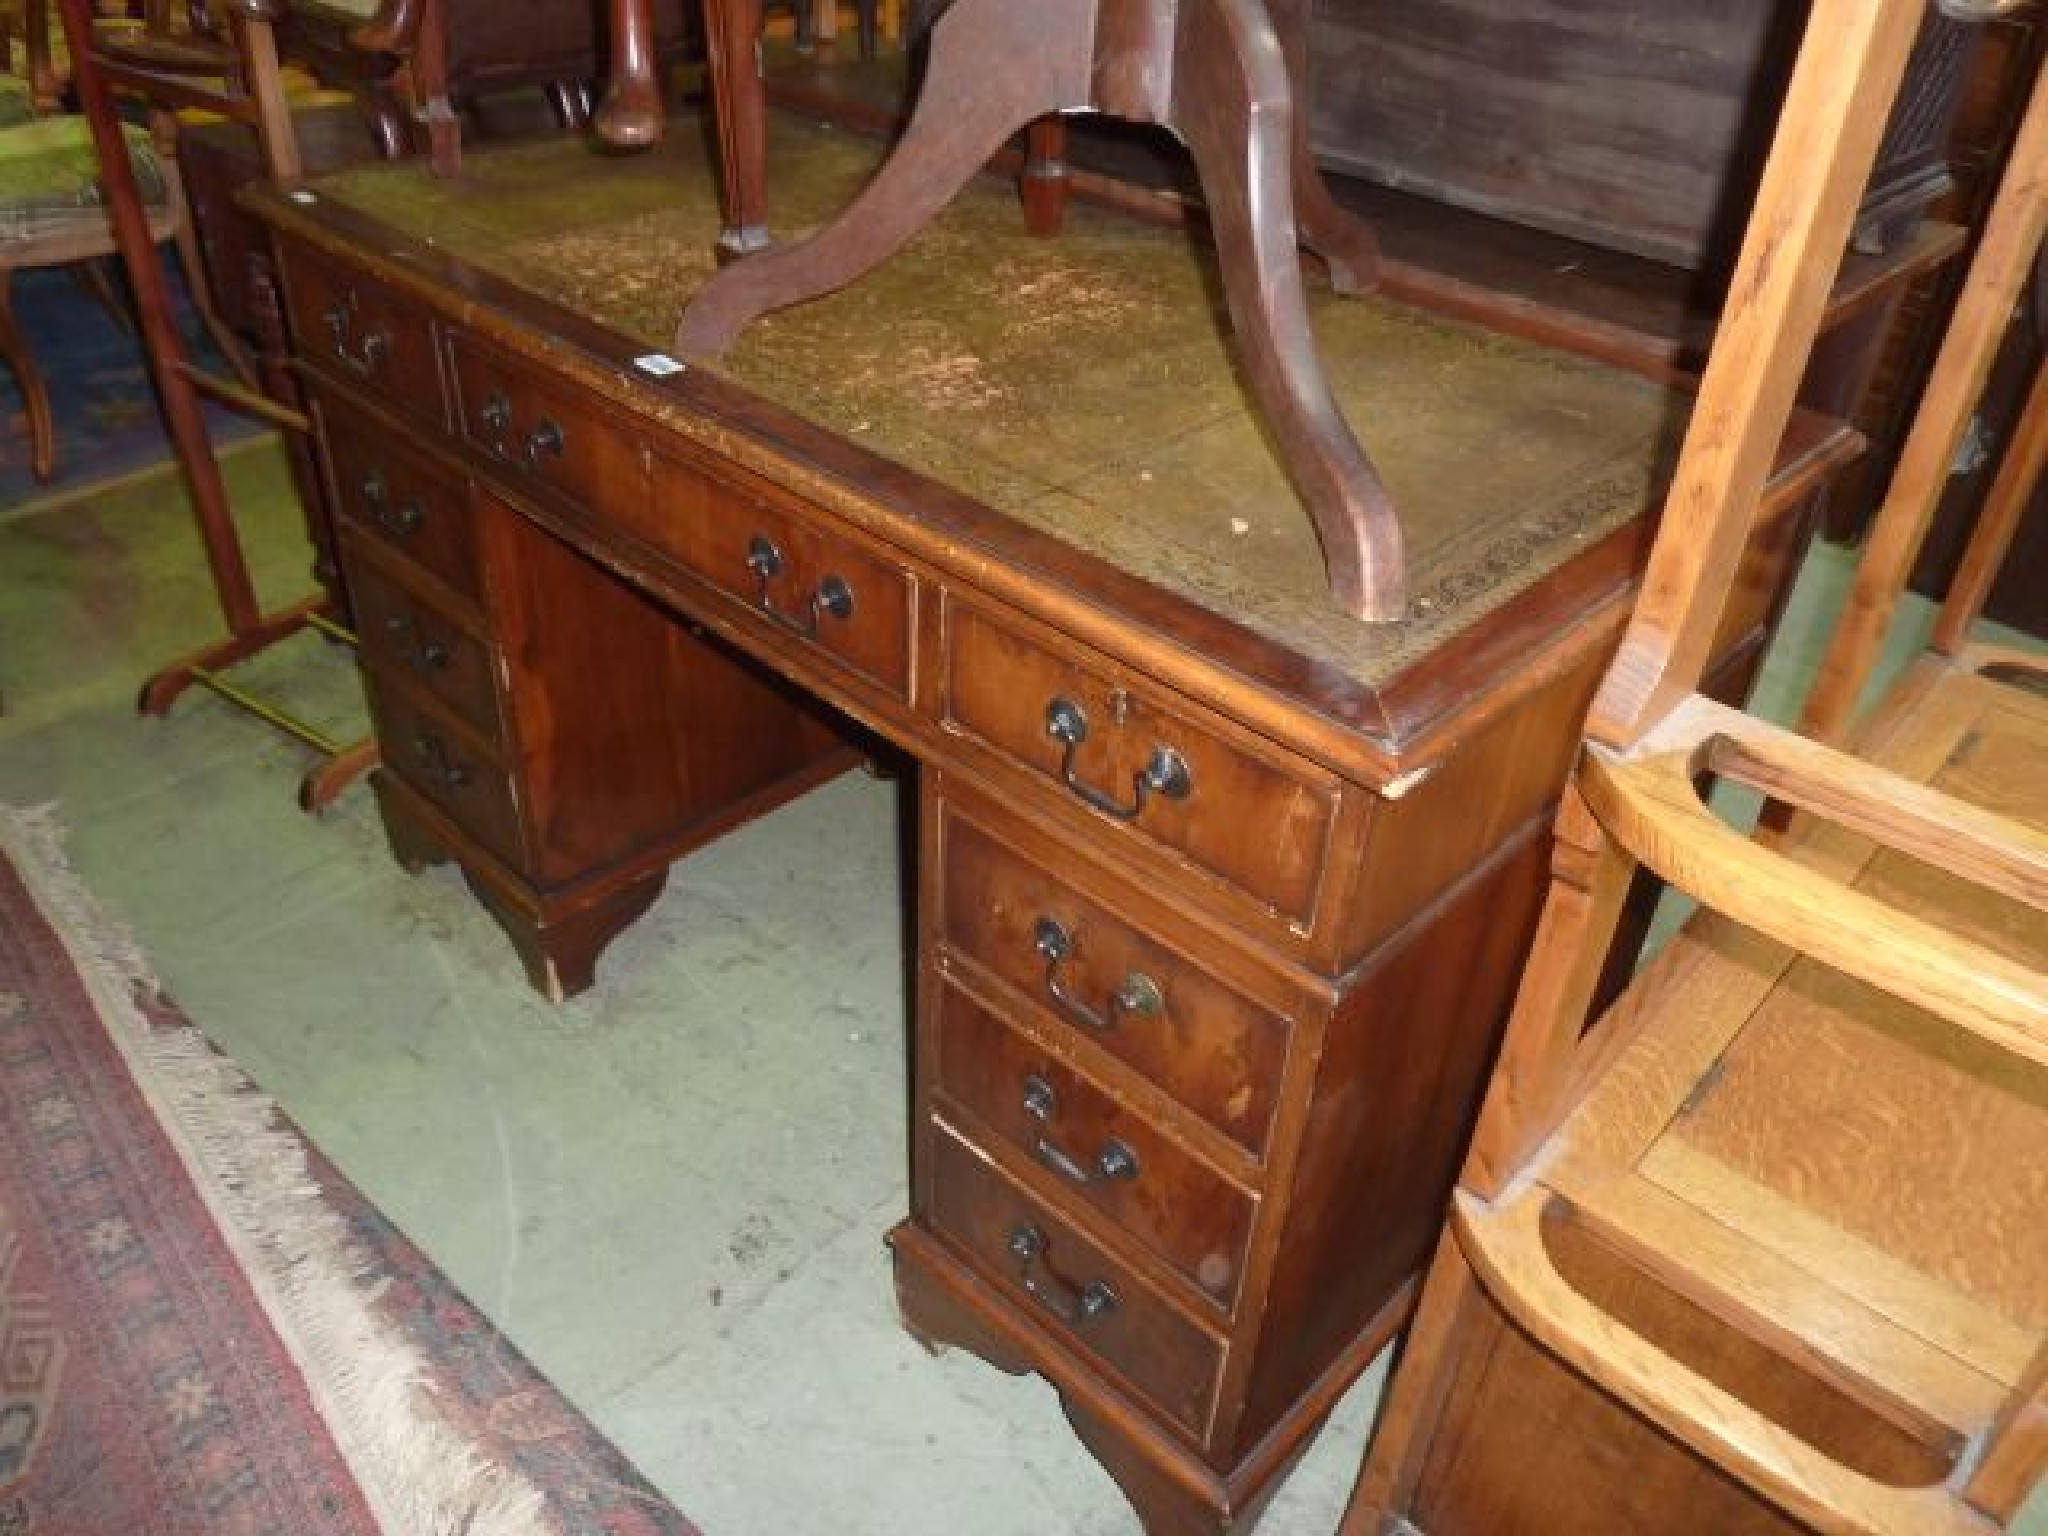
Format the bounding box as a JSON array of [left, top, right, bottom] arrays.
[[1341, 2, 2047, 1533]]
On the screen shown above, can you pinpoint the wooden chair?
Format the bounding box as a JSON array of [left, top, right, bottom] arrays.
[[0, 7, 252, 483], [54, 0, 376, 811], [1342, 3, 2047, 1533], [287, 0, 697, 175]]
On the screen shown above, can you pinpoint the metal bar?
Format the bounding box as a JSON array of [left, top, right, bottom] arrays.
[[186, 666, 346, 756]]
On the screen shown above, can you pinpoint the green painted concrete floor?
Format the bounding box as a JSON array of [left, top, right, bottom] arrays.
[[2, 438, 2039, 1534]]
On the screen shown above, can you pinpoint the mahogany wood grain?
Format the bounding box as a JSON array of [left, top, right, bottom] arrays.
[[343, 540, 501, 738], [939, 596, 1340, 938], [926, 1119, 1225, 1441], [649, 451, 916, 699], [449, 337, 650, 517], [933, 799, 1293, 1164], [932, 985, 1257, 1313], [316, 392, 478, 606]]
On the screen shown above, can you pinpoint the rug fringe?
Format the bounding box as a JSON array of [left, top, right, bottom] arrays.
[[1, 803, 555, 1536]]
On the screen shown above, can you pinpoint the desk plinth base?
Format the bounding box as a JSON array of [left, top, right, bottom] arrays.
[[371, 772, 669, 1002], [888, 1219, 1386, 1535]]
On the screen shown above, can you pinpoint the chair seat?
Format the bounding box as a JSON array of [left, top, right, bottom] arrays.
[[0, 117, 165, 241], [1460, 657, 2048, 1527]]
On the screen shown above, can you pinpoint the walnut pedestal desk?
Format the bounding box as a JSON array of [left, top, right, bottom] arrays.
[[246, 123, 1858, 1534]]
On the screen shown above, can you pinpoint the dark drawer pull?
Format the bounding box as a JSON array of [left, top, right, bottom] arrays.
[[408, 732, 470, 790], [479, 391, 513, 433], [1021, 1073, 1140, 1187], [323, 298, 390, 377], [359, 473, 424, 539], [384, 614, 449, 674], [744, 534, 857, 640], [1044, 696, 1192, 821], [1007, 1226, 1118, 1326], [524, 418, 565, 468], [1031, 916, 1164, 1033]]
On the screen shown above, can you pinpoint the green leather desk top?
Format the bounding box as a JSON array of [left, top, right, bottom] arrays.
[[310, 118, 1690, 690]]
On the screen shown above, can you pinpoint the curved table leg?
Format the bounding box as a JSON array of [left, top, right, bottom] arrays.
[[675, 0, 1097, 357], [1170, 0, 1403, 621]]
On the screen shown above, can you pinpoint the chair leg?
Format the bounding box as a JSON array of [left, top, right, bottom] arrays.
[[0, 270, 56, 482], [75, 256, 134, 332]]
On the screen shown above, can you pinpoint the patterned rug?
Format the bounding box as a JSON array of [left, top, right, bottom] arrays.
[[0, 263, 263, 514], [0, 804, 701, 1535]]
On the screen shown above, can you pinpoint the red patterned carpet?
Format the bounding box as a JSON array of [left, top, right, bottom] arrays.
[[0, 804, 700, 1535]]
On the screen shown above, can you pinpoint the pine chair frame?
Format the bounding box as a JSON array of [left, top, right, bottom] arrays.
[[1344, 1, 2048, 1532]]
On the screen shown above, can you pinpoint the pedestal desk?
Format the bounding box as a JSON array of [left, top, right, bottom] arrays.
[[247, 120, 1859, 1533]]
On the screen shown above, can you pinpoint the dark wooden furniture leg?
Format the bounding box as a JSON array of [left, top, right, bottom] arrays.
[[702, 0, 772, 256], [596, 0, 666, 148], [1020, 115, 1070, 238], [674, 0, 1403, 620]]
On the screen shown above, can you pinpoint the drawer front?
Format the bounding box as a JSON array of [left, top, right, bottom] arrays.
[[648, 453, 913, 698], [365, 681, 524, 871], [448, 335, 647, 514], [939, 806, 1290, 1159], [344, 540, 503, 740], [927, 1121, 1223, 1442], [942, 598, 1336, 930], [935, 986, 1256, 1311], [320, 397, 479, 604], [283, 243, 444, 416]]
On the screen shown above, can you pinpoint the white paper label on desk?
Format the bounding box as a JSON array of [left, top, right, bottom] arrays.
[[634, 353, 688, 378]]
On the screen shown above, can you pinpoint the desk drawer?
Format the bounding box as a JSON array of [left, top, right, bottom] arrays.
[[321, 397, 478, 605], [283, 243, 443, 416], [365, 681, 523, 871], [649, 452, 914, 699], [938, 803, 1290, 1160], [941, 597, 1336, 931], [345, 541, 503, 740], [935, 985, 1255, 1312], [449, 335, 647, 514], [927, 1120, 1222, 1442]]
